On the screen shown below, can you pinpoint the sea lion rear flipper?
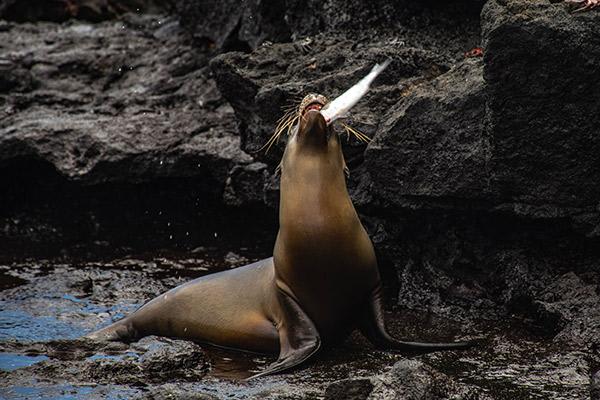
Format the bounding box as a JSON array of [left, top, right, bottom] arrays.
[[248, 288, 321, 379], [359, 285, 476, 354], [85, 317, 138, 342]]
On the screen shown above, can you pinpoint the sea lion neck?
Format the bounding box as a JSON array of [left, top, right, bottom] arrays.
[[279, 130, 347, 210], [276, 129, 358, 246]]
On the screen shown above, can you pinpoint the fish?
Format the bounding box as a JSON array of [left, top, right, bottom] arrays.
[[320, 59, 391, 124]]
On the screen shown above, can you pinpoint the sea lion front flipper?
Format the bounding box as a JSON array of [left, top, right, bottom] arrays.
[[248, 288, 321, 379], [359, 285, 475, 354]]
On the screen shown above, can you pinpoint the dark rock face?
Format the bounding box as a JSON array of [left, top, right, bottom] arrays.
[[592, 369, 600, 400], [0, 13, 267, 256], [0, 0, 159, 22], [175, 0, 483, 51], [365, 58, 490, 203], [174, 0, 290, 50], [483, 0, 600, 213], [223, 162, 273, 207], [364, 0, 600, 231], [0, 14, 249, 185]]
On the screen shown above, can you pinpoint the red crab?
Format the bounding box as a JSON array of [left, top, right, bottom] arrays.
[[464, 47, 484, 58]]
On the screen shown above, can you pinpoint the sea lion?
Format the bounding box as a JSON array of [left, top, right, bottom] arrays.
[[87, 93, 474, 378]]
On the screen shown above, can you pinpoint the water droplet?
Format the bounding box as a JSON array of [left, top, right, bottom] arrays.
[[185, 232, 189, 236], [167, 222, 171, 227], [214, 232, 218, 238], [169, 235, 173, 240], [159, 160, 163, 165]]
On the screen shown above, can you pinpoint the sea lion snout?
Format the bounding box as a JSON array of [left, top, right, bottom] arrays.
[[299, 110, 328, 137], [298, 93, 329, 139]]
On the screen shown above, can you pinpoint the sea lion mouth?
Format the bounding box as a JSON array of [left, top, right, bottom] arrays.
[[298, 94, 329, 118], [301, 101, 324, 117]]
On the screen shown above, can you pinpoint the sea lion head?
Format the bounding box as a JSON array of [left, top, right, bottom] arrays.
[[277, 93, 347, 180], [295, 93, 331, 147]]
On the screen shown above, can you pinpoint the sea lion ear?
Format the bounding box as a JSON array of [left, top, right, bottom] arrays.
[[247, 285, 321, 379]]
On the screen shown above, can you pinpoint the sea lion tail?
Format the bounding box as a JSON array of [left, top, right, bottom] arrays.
[[84, 317, 138, 342]]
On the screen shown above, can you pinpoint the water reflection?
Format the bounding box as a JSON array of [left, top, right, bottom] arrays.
[[0, 353, 49, 371]]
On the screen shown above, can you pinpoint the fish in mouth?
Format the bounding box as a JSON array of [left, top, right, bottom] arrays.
[[261, 61, 390, 153]]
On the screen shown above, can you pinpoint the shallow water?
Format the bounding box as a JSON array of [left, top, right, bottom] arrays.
[[0, 353, 49, 371], [0, 385, 141, 400], [0, 249, 594, 399]]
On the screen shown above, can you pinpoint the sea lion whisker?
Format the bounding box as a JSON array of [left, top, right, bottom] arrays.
[[341, 125, 352, 142], [286, 118, 299, 136], [351, 128, 372, 143], [282, 96, 303, 110], [259, 128, 284, 154], [262, 113, 299, 153], [282, 109, 300, 126], [258, 136, 277, 154], [277, 114, 297, 134], [280, 116, 299, 139], [266, 126, 286, 150], [258, 111, 299, 154], [282, 103, 299, 112], [341, 123, 372, 143], [283, 103, 300, 112], [355, 132, 371, 143], [343, 124, 370, 141], [276, 109, 296, 124]]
